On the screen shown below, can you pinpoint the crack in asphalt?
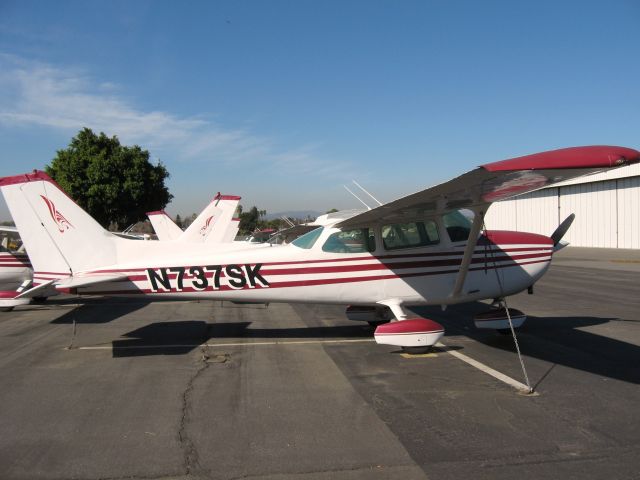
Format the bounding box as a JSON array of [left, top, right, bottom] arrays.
[[92, 474, 189, 480], [178, 345, 212, 478]]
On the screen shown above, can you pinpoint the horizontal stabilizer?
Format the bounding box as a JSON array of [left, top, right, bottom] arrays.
[[55, 273, 128, 289], [15, 280, 56, 299]]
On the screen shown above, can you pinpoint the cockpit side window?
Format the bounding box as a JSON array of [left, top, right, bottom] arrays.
[[442, 210, 473, 242], [322, 228, 375, 253], [381, 220, 439, 250]]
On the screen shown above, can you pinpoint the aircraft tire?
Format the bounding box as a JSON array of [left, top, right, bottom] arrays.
[[32, 297, 48, 304], [401, 345, 432, 355], [367, 320, 390, 327]]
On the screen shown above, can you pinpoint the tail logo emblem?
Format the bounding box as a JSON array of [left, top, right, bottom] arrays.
[[40, 195, 74, 232], [199, 215, 214, 236]]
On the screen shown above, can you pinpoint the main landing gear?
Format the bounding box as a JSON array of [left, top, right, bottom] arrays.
[[374, 318, 445, 354], [345, 304, 445, 353]]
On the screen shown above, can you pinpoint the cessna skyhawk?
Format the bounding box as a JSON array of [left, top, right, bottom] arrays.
[[1, 146, 638, 349]]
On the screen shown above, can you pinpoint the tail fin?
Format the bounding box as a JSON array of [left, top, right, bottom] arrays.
[[0, 171, 118, 279], [179, 193, 240, 243], [147, 210, 184, 241]]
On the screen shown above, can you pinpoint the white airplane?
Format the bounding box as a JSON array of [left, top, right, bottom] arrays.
[[0, 226, 33, 310], [1, 145, 638, 351], [147, 193, 241, 243]]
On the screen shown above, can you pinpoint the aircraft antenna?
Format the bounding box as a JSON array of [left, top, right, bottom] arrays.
[[343, 185, 372, 210], [352, 180, 383, 206], [281, 216, 295, 228]]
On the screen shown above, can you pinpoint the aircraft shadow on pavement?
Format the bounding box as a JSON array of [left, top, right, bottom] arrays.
[[112, 320, 220, 357], [412, 303, 640, 385], [112, 321, 373, 358], [50, 299, 150, 324]]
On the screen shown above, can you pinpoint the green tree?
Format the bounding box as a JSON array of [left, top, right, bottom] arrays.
[[182, 213, 197, 228], [46, 128, 173, 230], [239, 206, 262, 234]]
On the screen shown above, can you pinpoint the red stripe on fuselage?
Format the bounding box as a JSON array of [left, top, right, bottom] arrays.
[[86, 256, 551, 295], [119, 251, 551, 282]]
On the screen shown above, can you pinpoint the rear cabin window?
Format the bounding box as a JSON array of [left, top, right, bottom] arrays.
[[381, 221, 439, 250], [443, 210, 473, 242], [322, 228, 375, 253]]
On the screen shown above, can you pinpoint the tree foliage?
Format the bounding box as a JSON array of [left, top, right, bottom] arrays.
[[46, 128, 173, 229], [237, 207, 314, 236], [238, 206, 262, 235]]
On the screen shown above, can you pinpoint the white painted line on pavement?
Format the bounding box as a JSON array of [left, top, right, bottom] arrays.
[[436, 342, 532, 393], [73, 338, 375, 350]]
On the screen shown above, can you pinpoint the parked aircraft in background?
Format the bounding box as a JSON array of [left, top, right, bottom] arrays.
[[148, 193, 241, 243], [1, 146, 638, 351], [0, 226, 33, 310], [263, 211, 364, 245]]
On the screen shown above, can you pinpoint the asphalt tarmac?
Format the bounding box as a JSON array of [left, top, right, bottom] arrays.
[[0, 247, 638, 480]]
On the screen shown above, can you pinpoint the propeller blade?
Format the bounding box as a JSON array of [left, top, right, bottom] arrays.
[[551, 213, 575, 246]]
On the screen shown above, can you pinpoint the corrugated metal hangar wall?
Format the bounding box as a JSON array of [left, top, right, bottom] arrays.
[[484, 164, 640, 249]]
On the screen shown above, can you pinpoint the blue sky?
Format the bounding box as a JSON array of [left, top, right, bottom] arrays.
[[1, 0, 639, 220]]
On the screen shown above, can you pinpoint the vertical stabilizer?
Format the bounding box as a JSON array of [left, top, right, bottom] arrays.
[[179, 194, 240, 243], [0, 172, 118, 280], [147, 210, 184, 241]]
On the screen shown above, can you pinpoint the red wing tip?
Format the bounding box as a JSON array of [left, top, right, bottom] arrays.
[[0, 170, 54, 187], [482, 146, 640, 172], [146, 210, 169, 216], [213, 193, 242, 201]]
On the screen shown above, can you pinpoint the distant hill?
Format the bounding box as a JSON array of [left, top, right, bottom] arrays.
[[263, 210, 322, 221]]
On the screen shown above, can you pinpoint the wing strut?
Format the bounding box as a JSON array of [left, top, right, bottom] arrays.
[[450, 208, 486, 299]]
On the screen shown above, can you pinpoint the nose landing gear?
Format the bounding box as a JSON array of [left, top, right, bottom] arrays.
[[474, 298, 527, 333]]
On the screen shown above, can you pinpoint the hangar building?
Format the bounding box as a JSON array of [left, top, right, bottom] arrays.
[[484, 164, 640, 249]]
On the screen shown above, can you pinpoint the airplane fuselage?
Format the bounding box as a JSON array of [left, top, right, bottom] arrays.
[[60, 228, 553, 308]]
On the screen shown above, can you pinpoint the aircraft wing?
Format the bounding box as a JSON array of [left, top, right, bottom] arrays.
[[0, 225, 18, 233], [336, 146, 640, 228]]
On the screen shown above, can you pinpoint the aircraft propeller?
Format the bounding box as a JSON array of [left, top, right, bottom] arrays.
[[551, 213, 576, 247]]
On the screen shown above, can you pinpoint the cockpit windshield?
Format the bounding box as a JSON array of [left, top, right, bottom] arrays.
[[442, 209, 474, 242], [291, 226, 324, 249]]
